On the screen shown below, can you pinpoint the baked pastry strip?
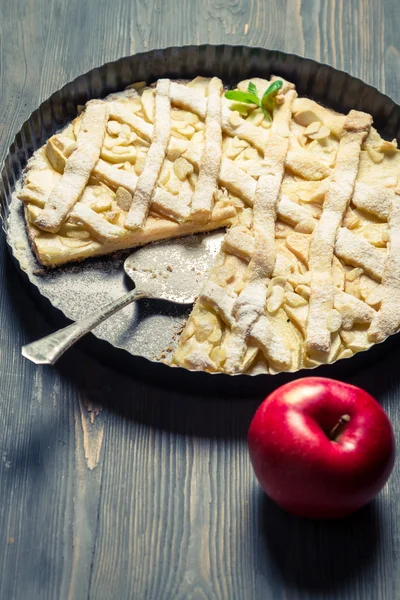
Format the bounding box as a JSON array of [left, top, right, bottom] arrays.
[[223, 81, 297, 373], [93, 160, 190, 222], [334, 227, 385, 281], [108, 103, 153, 142], [69, 203, 125, 243], [190, 78, 223, 221], [200, 281, 235, 325], [251, 316, 292, 370], [125, 79, 171, 230], [334, 290, 376, 330], [368, 189, 400, 342], [34, 102, 109, 233], [352, 182, 391, 220], [306, 110, 372, 354]]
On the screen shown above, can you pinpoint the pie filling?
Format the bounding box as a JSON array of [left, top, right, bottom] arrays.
[[17, 75, 400, 374]]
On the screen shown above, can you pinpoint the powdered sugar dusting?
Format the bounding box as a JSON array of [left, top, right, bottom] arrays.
[[7, 192, 223, 362]]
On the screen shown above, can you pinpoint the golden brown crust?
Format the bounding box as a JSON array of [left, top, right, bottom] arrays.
[[35, 102, 108, 232]]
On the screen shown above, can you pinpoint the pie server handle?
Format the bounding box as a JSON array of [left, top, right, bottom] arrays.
[[21, 288, 148, 365]]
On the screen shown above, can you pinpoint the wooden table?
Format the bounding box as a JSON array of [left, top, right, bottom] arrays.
[[1, 1, 400, 598]]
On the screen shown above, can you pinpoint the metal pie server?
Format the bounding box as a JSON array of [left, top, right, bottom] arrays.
[[21, 231, 224, 365]]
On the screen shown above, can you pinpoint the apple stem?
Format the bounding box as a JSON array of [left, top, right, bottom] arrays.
[[329, 414, 351, 440]]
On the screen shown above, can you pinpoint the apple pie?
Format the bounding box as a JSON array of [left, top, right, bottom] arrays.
[[17, 75, 400, 374]]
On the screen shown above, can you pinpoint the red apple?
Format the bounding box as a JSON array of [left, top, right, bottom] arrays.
[[248, 377, 395, 519]]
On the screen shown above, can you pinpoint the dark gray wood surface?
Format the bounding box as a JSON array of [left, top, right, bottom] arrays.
[[1, 1, 400, 598]]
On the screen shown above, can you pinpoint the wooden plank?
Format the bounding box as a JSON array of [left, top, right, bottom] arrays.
[[1, 1, 400, 599]]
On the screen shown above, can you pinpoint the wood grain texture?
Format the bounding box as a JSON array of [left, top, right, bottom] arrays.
[[1, 1, 400, 599]]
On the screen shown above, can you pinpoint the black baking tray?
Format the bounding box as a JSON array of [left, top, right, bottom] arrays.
[[1, 44, 400, 397]]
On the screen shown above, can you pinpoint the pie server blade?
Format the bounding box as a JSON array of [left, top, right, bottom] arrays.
[[21, 231, 225, 365]]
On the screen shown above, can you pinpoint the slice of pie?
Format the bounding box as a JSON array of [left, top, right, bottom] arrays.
[[17, 75, 400, 375]]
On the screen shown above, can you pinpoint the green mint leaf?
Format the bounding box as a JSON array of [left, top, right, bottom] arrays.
[[226, 80, 283, 123], [248, 82, 258, 96], [224, 90, 260, 106], [263, 79, 284, 98], [261, 108, 273, 122], [261, 80, 283, 115]]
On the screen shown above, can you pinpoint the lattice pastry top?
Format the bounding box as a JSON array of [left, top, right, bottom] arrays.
[[18, 76, 400, 374]]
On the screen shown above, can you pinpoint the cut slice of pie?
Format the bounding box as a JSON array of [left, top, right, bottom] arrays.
[[19, 78, 240, 266], [18, 74, 400, 375]]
